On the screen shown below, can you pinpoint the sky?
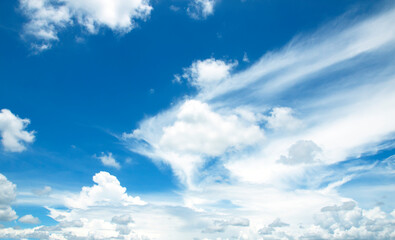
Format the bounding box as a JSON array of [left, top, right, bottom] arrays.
[[0, 0, 395, 239]]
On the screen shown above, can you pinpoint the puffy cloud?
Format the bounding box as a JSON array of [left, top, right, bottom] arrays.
[[187, 0, 216, 19], [127, 99, 263, 185], [20, 0, 153, 50], [0, 207, 18, 222], [65, 171, 145, 209], [96, 152, 121, 169], [159, 100, 263, 156], [278, 140, 322, 165], [19, 214, 40, 224], [0, 109, 35, 152], [0, 174, 17, 222], [182, 58, 237, 89]]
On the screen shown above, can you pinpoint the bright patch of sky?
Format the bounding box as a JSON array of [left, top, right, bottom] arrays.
[[1, 0, 395, 239]]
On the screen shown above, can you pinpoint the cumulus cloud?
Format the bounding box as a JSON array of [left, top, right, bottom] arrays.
[[0, 174, 17, 221], [187, 0, 216, 19], [19, 214, 40, 224], [96, 152, 121, 169], [0, 109, 35, 152], [126, 99, 263, 185], [20, 0, 153, 50], [65, 171, 145, 209], [181, 58, 237, 89], [278, 140, 322, 165], [159, 100, 263, 156]]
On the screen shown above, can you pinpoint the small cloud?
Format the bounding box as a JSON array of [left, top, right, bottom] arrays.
[[242, 52, 249, 62], [172, 74, 182, 84], [125, 157, 133, 164], [169, 5, 180, 12], [19, 214, 40, 224], [32, 186, 52, 196], [278, 140, 322, 165], [187, 0, 216, 20], [268, 218, 289, 228], [264, 107, 302, 131], [96, 152, 121, 169], [75, 36, 85, 43], [181, 58, 237, 89], [149, 88, 155, 94]]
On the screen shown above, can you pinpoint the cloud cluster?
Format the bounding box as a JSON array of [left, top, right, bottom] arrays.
[[20, 0, 152, 50], [0, 109, 35, 152]]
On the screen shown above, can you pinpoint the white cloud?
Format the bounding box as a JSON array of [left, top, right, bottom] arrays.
[[278, 140, 322, 165], [187, 0, 216, 19], [0, 174, 17, 221], [0, 109, 35, 152], [65, 171, 145, 209], [126, 99, 263, 185], [19, 214, 40, 224], [20, 0, 153, 50], [264, 107, 302, 131], [159, 100, 263, 156], [182, 58, 237, 90], [96, 152, 121, 169]]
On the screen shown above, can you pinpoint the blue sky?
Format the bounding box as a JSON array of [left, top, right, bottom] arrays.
[[1, 0, 395, 239]]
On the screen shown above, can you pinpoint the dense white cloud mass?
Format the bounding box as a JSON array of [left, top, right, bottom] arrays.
[[19, 214, 40, 224], [96, 152, 121, 169], [187, 0, 216, 19], [0, 174, 17, 221], [0, 109, 35, 152], [126, 99, 263, 185], [20, 0, 152, 50]]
